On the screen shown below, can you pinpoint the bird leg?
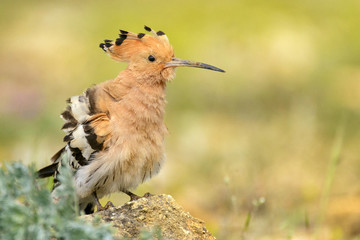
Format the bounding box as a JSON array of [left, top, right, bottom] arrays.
[[93, 191, 114, 212], [123, 190, 154, 201], [123, 190, 141, 201]]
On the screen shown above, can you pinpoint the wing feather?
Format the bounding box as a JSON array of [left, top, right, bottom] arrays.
[[37, 88, 111, 181]]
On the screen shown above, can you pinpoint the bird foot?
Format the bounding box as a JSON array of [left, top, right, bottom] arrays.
[[124, 190, 141, 201], [123, 190, 154, 202], [96, 201, 115, 212], [93, 191, 115, 212]]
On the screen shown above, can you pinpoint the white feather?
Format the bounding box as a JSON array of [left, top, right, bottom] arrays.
[[69, 126, 93, 160], [70, 96, 90, 123]]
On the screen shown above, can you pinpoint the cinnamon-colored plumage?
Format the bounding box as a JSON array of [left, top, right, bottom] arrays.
[[38, 26, 224, 214]]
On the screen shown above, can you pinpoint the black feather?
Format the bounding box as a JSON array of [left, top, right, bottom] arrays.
[[69, 146, 88, 166], [86, 88, 98, 114], [156, 31, 165, 36], [144, 25, 152, 32], [84, 125, 103, 151], [51, 146, 66, 162], [115, 37, 126, 46], [63, 134, 73, 142], [37, 162, 58, 178], [61, 110, 76, 122], [62, 121, 77, 130], [99, 43, 106, 52]]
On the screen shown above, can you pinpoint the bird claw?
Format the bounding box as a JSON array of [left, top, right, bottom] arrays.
[[93, 191, 115, 212], [143, 192, 153, 198], [96, 201, 115, 212], [104, 201, 115, 209], [123, 190, 154, 201], [130, 195, 141, 201]]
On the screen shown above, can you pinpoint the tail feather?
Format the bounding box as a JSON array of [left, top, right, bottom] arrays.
[[37, 162, 59, 178], [51, 146, 66, 162], [37, 146, 66, 178]]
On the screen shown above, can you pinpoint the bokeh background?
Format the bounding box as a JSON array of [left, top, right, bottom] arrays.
[[1, 0, 360, 239]]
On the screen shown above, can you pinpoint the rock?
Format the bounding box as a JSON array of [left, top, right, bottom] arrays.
[[81, 194, 215, 240]]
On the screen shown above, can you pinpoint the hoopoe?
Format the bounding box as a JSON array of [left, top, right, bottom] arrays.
[[37, 26, 225, 214]]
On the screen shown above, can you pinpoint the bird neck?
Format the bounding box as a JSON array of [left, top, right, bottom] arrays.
[[114, 68, 167, 95], [112, 69, 167, 121], [122, 67, 167, 86]]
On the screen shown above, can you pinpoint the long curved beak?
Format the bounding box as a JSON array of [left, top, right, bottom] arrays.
[[165, 57, 225, 73]]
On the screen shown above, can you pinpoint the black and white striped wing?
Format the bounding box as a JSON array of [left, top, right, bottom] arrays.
[[38, 89, 111, 183]]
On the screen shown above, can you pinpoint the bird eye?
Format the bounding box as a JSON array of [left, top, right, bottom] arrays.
[[148, 55, 156, 62]]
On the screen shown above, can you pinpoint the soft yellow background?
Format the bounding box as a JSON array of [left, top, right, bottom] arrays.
[[1, 0, 360, 239]]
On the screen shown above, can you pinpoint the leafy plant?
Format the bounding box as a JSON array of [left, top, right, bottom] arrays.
[[0, 162, 114, 240]]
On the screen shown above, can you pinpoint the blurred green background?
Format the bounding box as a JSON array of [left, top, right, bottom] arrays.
[[1, 0, 360, 239]]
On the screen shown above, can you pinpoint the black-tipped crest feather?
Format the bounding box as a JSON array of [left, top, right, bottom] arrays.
[[144, 25, 152, 32], [156, 31, 165, 36]]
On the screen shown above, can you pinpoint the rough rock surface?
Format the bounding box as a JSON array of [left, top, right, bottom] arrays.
[[82, 194, 215, 239]]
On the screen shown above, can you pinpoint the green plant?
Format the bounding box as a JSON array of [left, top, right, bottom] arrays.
[[318, 121, 346, 226], [0, 162, 114, 240]]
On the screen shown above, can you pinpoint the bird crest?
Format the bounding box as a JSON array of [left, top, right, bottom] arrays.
[[99, 25, 173, 63]]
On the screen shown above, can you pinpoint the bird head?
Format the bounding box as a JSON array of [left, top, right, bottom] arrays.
[[100, 26, 225, 83]]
